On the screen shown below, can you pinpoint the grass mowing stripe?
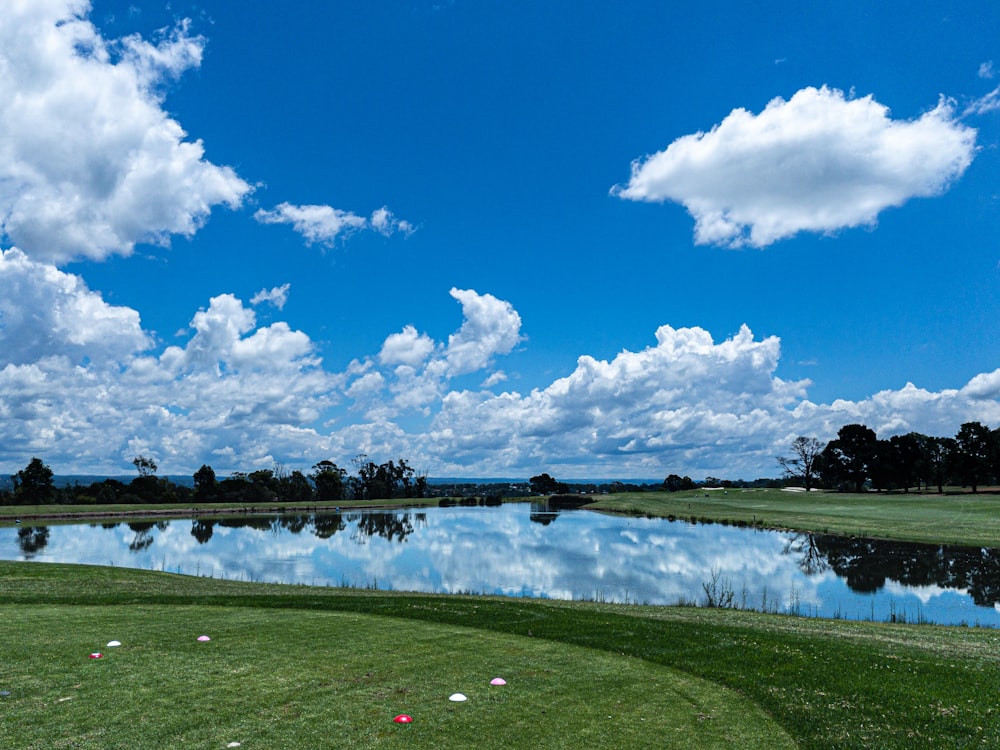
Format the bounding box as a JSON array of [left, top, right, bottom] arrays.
[[0, 604, 792, 750]]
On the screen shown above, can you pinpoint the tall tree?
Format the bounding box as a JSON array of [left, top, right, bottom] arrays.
[[953, 421, 994, 493], [280, 470, 314, 503], [887, 433, 925, 493], [820, 424, 877, 493], [312, 460, 346, 503], [777, 436, 824, 491], [926, 436, 956, 494], [193, 464, 217, 501], [13, 457, 55, 505], [132, 455, 158, 477]]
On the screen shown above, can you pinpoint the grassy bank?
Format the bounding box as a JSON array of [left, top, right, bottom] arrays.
[[0, 496, 443, 524], [2, 561, 999, 748], [5, 488, 1000, 548], [587, 488, 1000, 547]]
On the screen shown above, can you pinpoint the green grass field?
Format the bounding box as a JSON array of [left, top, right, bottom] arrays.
[[2, 561, 1000, 749], [587, 487, 1000, 547]]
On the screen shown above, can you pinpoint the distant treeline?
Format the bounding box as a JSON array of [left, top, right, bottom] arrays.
[[2, 453, 670, 507], [766, 421, 1000, 494], [8, 419, 993, 506]]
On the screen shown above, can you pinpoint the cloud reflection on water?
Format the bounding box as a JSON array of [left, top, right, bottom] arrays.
[[3, 504, 999, 627]]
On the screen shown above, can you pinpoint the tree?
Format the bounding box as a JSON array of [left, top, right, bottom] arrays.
[[132, 455, 158, 477], [312, 461, 346, 503], [953, 421, 994, 493], [867, 439, 893, 492], [821, 424, 877, 492], [13, 458, 56, 505], [662, 474, 696, 492], [247, 469, 280, 501], [885, 433, 925, 492], [347, 455, 416, 500], [926, 436, 956, 494], [529, 473, 568, 495], [777, 437, 823, 491], [280, 470, 314, 504], [193, 464, 217, 501]]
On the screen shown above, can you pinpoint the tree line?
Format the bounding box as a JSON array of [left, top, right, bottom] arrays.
[[1, 454, 429, 506], [776, 421, 1000, 493]]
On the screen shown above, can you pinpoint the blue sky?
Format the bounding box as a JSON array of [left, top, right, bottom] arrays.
[[1, 0, 999, 479]]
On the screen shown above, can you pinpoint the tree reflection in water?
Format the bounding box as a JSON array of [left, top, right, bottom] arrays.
[[312, 513, 346, 539], [786, 532, 1000, 607], [529, 501, 558, 525], [191, 519, 215, 544], [127, 521, 163, 552], [16, 526, 50, 557], [350, 512, 414, 544], [183, 512, 421, 545]]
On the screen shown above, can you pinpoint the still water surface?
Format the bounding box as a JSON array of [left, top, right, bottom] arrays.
[[5, 503, 1000, 627]]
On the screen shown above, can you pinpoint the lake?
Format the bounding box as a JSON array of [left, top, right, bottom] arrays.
[[4, 502, 1000, 627]]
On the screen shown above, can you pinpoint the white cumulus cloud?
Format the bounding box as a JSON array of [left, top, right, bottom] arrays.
[[0, 247, 151, 365], [0, 0, 252, 263], [0, 252, 337, 472], [443, 288, 524, 376], [379, 325, 436, 367], [2, 259, 999, 478], [612, 86, 977, 248]]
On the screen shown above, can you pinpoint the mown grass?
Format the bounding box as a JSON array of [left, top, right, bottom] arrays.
[[587, 488, 1000, 547], [1, 605, 786, 750], [2, 561, 1000, 749]]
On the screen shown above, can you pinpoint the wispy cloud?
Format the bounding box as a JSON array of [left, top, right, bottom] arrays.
[[250, 283, 291, 310], [964, 86, 1000, 116], [254, 203, 415, 247], [612, 86, 977, 248]]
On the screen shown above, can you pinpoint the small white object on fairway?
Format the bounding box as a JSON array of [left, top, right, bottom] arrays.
[[107, 640, 121, 647], [197, 635, 211, 642], [490, 678, 506, 686], [227, 743, 241, 748], [448, 693, 468, 702]]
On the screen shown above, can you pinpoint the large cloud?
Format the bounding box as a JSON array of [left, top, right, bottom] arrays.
[[0, 0, 251, 263], [421, 325, 1000, 478], [1, 253, 999, 477], [349, 288, 524, 418], [0, 247, 151, 364], [0, 251, 335, 472], [612, 86, 977, 248]]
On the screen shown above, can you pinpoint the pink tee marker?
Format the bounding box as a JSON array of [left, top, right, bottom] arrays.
[[197, 635, 211, 642], [88, 653, 102, 659], [393, 714, 413, 724], [490, 678, 507, 686]]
